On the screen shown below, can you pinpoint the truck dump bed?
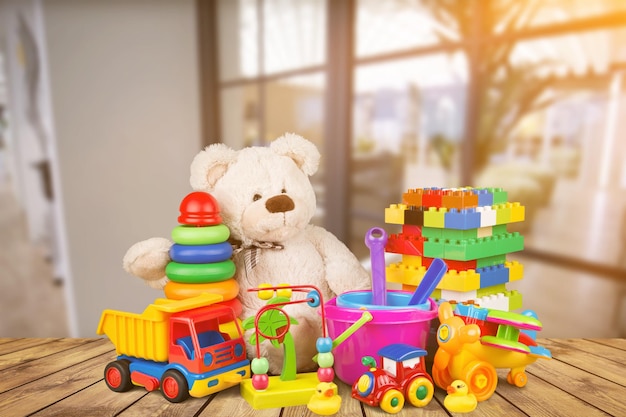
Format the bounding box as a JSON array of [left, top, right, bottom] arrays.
[[97, 293, 223, 362]]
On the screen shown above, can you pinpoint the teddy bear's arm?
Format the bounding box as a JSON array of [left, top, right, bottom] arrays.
[[305, 225, 371, 296], [122, 237, 172, 289]]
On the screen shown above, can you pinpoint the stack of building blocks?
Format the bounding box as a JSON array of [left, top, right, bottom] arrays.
[[384, 187, 525, 311]]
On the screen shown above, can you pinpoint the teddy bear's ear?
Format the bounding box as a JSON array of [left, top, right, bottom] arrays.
[[270, 133, 320, 176], [190, 143, 238, 191]]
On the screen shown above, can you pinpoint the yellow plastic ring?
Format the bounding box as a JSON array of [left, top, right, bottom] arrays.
[[164, 279, 239, 301]]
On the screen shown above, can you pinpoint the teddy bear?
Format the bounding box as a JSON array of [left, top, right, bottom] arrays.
[[122, 133, 371, 374]]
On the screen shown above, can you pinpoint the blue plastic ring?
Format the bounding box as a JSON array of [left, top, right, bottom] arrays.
[[169, 242, 233, 264]]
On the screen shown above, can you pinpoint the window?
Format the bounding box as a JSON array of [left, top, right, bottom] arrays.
[[206, 0, 626, 275]]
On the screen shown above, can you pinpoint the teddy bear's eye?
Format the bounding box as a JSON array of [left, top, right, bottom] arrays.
[[253, 194, 262, 201]]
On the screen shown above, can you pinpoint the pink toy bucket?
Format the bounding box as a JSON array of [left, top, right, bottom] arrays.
[[323, 296, 438, 385]]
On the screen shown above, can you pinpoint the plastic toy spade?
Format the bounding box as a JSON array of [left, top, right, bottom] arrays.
[[365, 227, 388, 306], [408, 258, 447, 306]]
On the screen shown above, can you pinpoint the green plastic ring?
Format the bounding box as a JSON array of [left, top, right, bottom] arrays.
[[166, 260, 236, 284], [171, 224, 230, 245]]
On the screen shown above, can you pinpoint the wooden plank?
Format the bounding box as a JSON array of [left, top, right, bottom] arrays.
[[29, 377, 147, 417], [0, 338, 57, 355], [0, 338, 115, 393], [196, 386, 280, 417], [0, 338, 96, 371], [433, 384, 527, 417], [545, 339, 626, 363], [358, 384, 448, 417], [0, 349, 120, 416], [525, 358, 626, 416], [587, 338, 626, 351], [116, 391, 211, 417], [362, 396, 448, 416], [281, 380, 365, 417], [540, 339, 626, 385], [495, 370, 609, 417]]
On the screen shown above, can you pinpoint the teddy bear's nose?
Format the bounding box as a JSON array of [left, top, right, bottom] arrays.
[[266, 195, 295, 213]]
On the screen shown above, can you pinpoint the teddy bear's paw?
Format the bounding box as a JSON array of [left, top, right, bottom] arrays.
[[122, 237, 172, 283], [145, 276, 169, 290]]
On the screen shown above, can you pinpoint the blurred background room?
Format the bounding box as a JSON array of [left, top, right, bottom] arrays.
[[1, 0, 625, 340]]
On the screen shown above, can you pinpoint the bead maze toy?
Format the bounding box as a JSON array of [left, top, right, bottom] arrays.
[[432, 301, 551, 402], [352, 343, 434, 414], [240, 284, 371, 409], [385, 187, 525, 311]]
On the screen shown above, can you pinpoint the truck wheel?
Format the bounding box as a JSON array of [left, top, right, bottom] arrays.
[[380, 389, 404, 414], [406, 376, 434, 407], [161, 370, 189, 403], [104, 360, 133, 392]]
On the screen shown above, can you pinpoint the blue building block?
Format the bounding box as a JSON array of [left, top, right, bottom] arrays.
[[472, 188, 493, 207], [444, 208, 481, 230], [477, 264, 510, 287]]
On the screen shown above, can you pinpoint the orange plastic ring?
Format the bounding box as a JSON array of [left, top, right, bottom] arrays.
[[164, 278, 239, 301]]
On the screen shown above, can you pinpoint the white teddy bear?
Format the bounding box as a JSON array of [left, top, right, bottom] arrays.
[[123, 133, 371, 374]]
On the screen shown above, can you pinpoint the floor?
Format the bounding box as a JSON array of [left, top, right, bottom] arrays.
[[1, 174, 625, 339], [4, 338, 625, 417]]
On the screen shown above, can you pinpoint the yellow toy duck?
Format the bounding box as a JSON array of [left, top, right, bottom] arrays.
[[444, 380, 478, 413], [307, 382, 342, 415]]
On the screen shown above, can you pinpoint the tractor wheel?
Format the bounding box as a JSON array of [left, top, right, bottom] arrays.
[[380, 389, 405, 414], [104, 360, 133, 392], [161, 370, 190, 403], [406, 376, 434, 408]]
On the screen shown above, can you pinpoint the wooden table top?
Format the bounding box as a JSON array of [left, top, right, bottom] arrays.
[[1, 338, 625, 416]]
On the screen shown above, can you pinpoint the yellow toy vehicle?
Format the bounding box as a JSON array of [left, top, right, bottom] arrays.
[[432, 302, 551, 401]]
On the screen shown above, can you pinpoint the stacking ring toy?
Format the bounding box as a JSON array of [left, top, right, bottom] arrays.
[[169, 242, 233, 264], [164, 279, 240, 301], [171, 224, 230, 245], [166, 260, 235, 284]]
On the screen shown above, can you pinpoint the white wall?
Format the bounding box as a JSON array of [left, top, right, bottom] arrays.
[[42, 0, 202, 336], [0, 0, 51, 245]]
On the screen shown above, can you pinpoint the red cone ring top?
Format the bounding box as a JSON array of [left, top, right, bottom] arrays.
[[178, 191, 222, 226]]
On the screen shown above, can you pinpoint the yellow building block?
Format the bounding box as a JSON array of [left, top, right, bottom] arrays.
[[384, 203, 407, 224], [438, 269, 481, 292], [494, 203, 511, 224], [401, 254, 423, 267], [505, 260, 524, 281], [386, 263, 407, 284], [386, 262, 427, 286], [509, 202, 525, 223], [423, 207, 447, 228]]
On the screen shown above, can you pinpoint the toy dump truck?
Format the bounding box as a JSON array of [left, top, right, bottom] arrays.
[[97, 293, 250, 402]]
